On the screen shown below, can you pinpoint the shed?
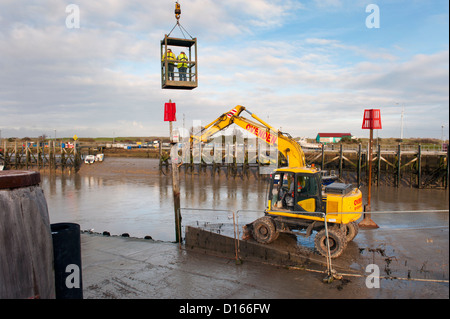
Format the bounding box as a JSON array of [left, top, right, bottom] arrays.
[[316, 133, 352, 144]]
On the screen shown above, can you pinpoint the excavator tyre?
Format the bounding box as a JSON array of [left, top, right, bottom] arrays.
[[314, 226, 347, 258], [252, 216, 279, 244]]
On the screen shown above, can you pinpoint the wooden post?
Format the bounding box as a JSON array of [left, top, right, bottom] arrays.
[[74, 141, 78, 171], [167, 99, 181, 243], [339, 143, 343, 179], [417, 144, 422, 188], [171, 142, 182, 244], [26, 144, 29, 170], [377, 144, 381, 186], [53, 140, 56, 169], [3, 141, 7, 168], [357, 143, 361, 186], [13, 141, 17, 169], [397, 144, 401, 187], [359, 128, 379, 229], [321, 143, 325, 171], [37, 142, 40, 169], [366, 142, 369, 178], [446, 145, 449, 190], [158, 141, 162, 169], [61, 147, 65, 171]]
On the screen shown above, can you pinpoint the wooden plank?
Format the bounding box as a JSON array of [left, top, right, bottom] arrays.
[[0, 170, 40, 189]]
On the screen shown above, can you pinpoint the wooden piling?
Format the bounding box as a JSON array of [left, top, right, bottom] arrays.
[[446, 146, 449, 189], [171, 145, 182, 243], [321, 143, 325, 171], [417, 144, 422, 188], [357, 143, 361, 186], [339, 143, 343, 179], [397, 144, 401, 187], [377, 144, 381, 186]]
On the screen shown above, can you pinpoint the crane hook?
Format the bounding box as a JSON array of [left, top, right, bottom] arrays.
[[175, 2, 181, 21]]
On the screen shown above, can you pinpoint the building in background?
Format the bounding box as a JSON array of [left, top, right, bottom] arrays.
[[316, 133, 352, 144]]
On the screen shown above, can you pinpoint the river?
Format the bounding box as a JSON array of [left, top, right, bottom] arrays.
[[41, 158, 449, 242]]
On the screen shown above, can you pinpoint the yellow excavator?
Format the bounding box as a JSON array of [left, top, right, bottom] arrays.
[[190, 105, 363, 258]]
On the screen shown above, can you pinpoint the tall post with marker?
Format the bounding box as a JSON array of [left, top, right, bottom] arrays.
[[359, 109, 382, 229], [164, 100, 182, 243]]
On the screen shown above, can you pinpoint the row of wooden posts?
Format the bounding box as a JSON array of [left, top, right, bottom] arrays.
[[313, 143, 450, 189], [2, 140, 448, 189], [161, 143, 449, 189], [0, 141, 81, 171]]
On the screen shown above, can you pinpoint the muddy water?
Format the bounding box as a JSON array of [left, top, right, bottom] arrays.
[[41, 158, 449, 242]]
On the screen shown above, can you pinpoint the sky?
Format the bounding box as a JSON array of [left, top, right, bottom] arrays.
[[0, 0, 448, 140]]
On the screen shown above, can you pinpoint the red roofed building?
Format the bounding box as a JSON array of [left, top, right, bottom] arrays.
[[316, 133, 352, 144]]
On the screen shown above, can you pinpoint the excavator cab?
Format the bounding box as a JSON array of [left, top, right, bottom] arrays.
[[268, 168, 323, 213]]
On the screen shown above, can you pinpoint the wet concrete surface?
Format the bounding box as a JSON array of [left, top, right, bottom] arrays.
[[81, 224, 449, 299]]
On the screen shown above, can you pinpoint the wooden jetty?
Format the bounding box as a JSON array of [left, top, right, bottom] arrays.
[[308, 143, 449, 189], [0, 140, 81, 172], [161, 143, 449, 189]]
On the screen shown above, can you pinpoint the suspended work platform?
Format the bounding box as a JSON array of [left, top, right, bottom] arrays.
[[161, 35, 198, 90]]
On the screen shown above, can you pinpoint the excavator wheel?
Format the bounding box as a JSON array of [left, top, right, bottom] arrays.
[[252, 216, 279, 244], [344, 222, 359, 242], [314, 227, 347, 258]]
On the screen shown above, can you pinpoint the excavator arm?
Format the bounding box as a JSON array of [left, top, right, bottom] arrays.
[[190, 105, 306, 168]]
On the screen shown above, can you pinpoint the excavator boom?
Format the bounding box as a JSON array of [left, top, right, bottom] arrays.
[[190, 105, 306, 168]]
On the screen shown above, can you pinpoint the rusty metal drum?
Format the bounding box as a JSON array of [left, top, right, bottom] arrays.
[[0, 170, 55, 299]]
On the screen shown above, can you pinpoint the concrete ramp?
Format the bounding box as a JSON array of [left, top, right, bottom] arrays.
[[185, 226, 328, 270], [185, 225, 449, 284]]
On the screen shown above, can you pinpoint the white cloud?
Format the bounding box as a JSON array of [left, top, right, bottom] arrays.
[[0, 1, 448, 140]]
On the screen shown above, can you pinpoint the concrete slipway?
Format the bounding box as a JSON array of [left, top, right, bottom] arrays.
[[81, 224, 448, 300]]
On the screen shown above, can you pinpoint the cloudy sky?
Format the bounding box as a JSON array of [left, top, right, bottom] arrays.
[[0, 0, 448, 140]]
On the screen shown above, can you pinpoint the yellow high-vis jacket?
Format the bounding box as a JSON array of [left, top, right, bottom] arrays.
[[162, 51, 175, 64], [177, 53, 188, 68]]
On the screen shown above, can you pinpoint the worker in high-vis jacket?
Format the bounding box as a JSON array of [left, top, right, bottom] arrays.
[[162, 48, 175, 81], [177, 51, 188, 81]]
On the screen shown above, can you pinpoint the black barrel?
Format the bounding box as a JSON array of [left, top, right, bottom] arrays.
[[51, 223, 83, 299]]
